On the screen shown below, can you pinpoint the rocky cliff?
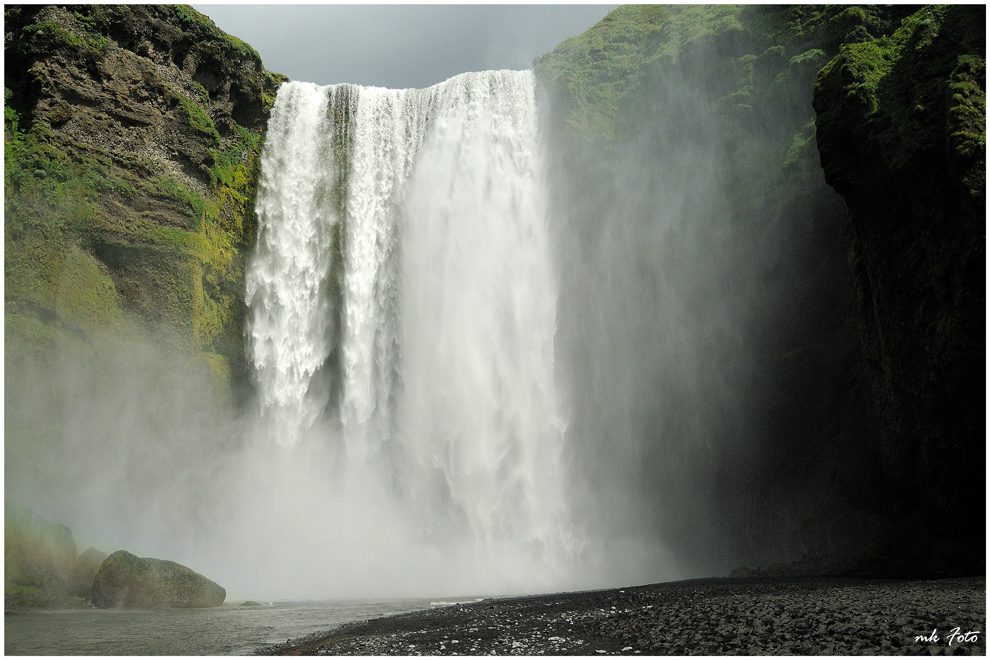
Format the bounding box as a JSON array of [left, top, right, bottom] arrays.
[[535, 4, 984, 577], [5, 5, 283, 398], [4, 506, 105, 607], [813, 5, 985, 574]]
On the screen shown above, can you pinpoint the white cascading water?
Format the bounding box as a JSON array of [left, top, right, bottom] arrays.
[[245, 83, 338, 447], [244, 70, 576, 595]]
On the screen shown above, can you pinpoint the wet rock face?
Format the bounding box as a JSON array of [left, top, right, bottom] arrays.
[[70, 546, 109, 598], [91, 550, 226, 608], [8, 5, 269, 187], [4, 507, 79, 605], [813, 5, 985, 574], [5, 5, 281, 382]]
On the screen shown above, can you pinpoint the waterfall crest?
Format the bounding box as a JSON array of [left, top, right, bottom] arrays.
[[245, 70, 575, 592]]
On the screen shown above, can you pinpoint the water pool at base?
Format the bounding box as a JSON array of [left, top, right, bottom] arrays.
[[4, 598, 441, 655]]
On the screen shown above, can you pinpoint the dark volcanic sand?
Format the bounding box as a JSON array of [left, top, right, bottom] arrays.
[[260, 576, 984, 655]]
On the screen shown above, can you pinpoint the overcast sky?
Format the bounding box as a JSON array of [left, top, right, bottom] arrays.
[[192, 4, 616, 89]]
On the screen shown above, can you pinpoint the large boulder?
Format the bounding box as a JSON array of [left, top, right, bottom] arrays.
[[92, 550, 226, 608]]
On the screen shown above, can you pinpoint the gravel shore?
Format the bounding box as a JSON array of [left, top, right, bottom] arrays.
[[259, 575, 984, 655]]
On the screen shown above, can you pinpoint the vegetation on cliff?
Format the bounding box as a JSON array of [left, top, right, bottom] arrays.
[[535, 4, 915, 144], [813, 5, 985, 573], [535, 5, 744, 141], [4, 5, 285, 396], [535, 4, 984, 576], [4, 507, 105, 608]]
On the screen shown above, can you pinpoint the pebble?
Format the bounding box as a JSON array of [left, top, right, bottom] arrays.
[[258, 576, 985, 656]]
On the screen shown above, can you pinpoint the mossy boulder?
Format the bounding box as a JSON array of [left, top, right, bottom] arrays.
[[4, 507, 112, 607], [91, 550, 226, 608]]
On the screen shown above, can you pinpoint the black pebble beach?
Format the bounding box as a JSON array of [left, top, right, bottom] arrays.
[[260, 575, 985, 655]]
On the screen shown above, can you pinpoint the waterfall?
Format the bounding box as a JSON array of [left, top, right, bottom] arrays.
[[245, 83, 337, 447], [245, 70, 574, 592]]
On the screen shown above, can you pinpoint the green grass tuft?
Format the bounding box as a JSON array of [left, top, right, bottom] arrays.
[[171, 92, 220, 146]]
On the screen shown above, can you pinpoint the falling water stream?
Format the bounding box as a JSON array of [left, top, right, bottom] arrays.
[[244, 70, 577, 594]]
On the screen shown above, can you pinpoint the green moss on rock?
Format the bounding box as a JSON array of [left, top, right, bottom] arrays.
[[535, 5, 909, 144], [5, 4, 281, 396], [172, 92, 221, 147], [813, 4, 985, 574], [535, 5, 746, 141], [91, 550, 226, 608]]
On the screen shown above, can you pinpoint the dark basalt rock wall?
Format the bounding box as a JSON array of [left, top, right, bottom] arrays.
[[536, 5, 882, 576], [813, 5, 985, 575]]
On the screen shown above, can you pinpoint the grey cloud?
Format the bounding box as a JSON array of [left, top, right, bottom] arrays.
[[192, 5, 616, 89]]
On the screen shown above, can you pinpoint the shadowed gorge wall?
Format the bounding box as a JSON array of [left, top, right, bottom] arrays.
[[813, 4, 985, 574], [536, 4, 983, 577]]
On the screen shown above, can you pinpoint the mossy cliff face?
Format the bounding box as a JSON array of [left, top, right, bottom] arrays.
[[535, 5, 982, 576], [4, 5, 285, 396], [4, 506, 102, 607], [813, 5, 985, 573], [535, 5, 914, 144]]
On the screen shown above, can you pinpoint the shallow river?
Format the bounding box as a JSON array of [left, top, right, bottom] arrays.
[[4, 598, 442, 655]]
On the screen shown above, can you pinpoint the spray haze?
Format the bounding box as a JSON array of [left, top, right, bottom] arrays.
[[543, 36, 858, 577], [234, 71, 579, 598], [7, 24, 862, 599], [5, 329, 241, 570], [9, 70, 587, 600]]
